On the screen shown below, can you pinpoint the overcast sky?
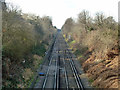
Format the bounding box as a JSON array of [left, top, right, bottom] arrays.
[[6, 0, 119, 28]]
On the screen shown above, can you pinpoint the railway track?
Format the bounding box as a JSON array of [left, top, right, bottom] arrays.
[[33, 30, 85, 89]]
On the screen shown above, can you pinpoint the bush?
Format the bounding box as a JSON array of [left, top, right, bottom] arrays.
[[83, 29, 118, 58], [2, 3, 56, 88], [32, 43, 46, 57]]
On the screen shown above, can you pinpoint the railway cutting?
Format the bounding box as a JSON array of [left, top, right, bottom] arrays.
[[30, 30, 91, 89]]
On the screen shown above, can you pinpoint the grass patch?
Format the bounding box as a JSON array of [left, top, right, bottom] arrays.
[[70, 40, 76, 45], [88, 79, 94, 83]]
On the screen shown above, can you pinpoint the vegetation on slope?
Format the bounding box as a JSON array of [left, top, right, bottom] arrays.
[[62, 10, 119, 88], [2, 2, 56, 88]]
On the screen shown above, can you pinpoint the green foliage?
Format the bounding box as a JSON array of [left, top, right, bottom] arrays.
[[3, 78, 19, 88], [2, 5, 35, 61], [74, 46, 88, 56], [70, 40, 76, 45], [2, 4, 56, 61], [2, 2, 56, 88], [32, 43, 46, 57], [88, 79, 94, 83], [74, 50, 82, 56]]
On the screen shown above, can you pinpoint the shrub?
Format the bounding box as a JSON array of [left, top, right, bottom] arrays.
[[32, 43, 46, 57]]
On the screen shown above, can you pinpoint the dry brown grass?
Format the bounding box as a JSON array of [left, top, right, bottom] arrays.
[[82, 29, 118, 59], [22, 68, 33, 82]]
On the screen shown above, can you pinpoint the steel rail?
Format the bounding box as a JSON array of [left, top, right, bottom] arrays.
[[70, 59, 84, 90], [63, 51, 69, 89], [60, 34, 84, 89], [42, 36, 58, 89], [42, 31, 84, 89], [42, 37, 60, 89], [42, 55, 53, 89], [56, 55, 60, 90], [54, 55, 57, 90], [67, 49, 84, 90]]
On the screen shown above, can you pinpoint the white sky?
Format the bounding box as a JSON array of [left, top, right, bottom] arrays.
[[5, 0, 119, 28]]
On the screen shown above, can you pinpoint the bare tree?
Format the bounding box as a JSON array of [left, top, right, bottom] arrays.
[[94, 12, 105, 27], [104, 16, 117, 30], [78, 10, 92, 31]]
